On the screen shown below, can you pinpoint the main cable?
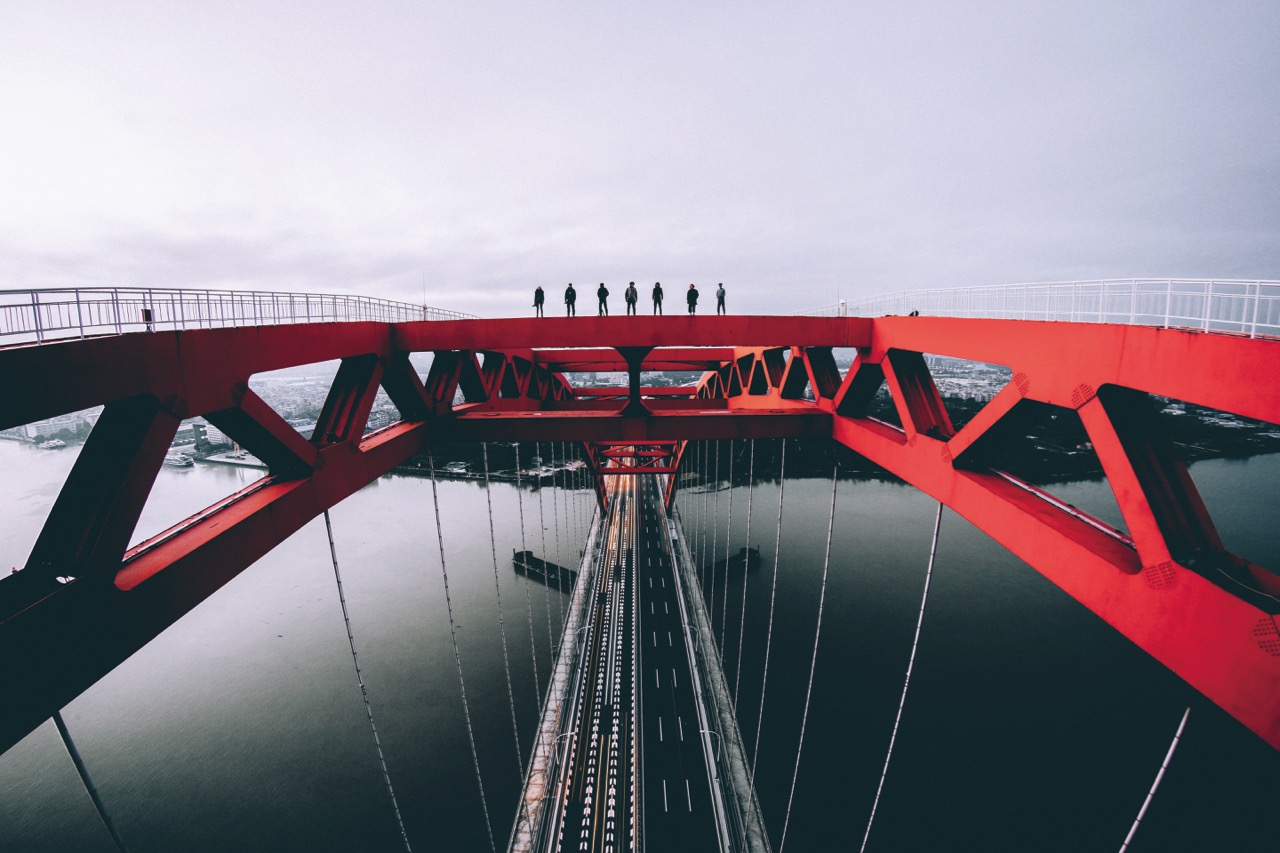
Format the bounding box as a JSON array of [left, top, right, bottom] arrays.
[[1118, 707, 1191, 853], [482, 443, 524, 779], [323, 509, 412, 853], [513, 443, 544, 712], [746, 438, 787, 831], [733, 439, 756, 709], [859, 501, 943, 853], [719, 440, 735, 658], [778, 464, 839, 852], [709, 439, 721, 644], [52, 711, 131, 853], [427, 454, 497, 853]]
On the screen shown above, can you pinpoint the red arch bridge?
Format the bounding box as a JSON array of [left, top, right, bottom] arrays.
[[0, 300, 1277, 850]]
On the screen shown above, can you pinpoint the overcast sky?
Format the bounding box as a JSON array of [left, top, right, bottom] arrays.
[[2, 1, 1276, 316]]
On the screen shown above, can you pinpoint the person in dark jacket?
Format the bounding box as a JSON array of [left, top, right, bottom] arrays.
[[597, 283, 610, 316], [652, 282, 664, 315], [686, 284, 699, 314], [565, 283, 577, 316], [624, 282, 638, 315], [715, 283, 726, 315], [533, 285, 545, 317]]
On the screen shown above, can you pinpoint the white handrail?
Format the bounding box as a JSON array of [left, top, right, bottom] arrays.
[[792, 279, 1280, 338], [0, 286, 478, 344]]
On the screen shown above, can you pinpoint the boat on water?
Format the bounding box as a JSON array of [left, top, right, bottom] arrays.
[[37, 439, 65, 450], [163, 451, 195, 468]]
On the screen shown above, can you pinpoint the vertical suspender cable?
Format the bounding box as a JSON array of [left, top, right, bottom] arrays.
[[535, 443, 559, 639], [747, 438, 787, 810], [565, 440, 576, 555], [706, 438, 716, 584], [859, 501, 943, 853], [52, 711, 130, 853], [778, 465, 839, 852], [1118, 707, 1191, 853], [733, 439, 756, 709], [513, 444, 544, 711], [719, 440, 735, 658], [482, 444, 524, 777], [427, 455, 497, 853], [323, 510, 412, 852], [550, 443, 565, 620], [709, 439, 721, 639]]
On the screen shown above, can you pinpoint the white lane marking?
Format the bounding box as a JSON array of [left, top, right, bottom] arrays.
[[652, 632, 656, 647], [655, 669, 660, 688], [658, 717, 663, 742], [686, 778, 693, 811], [672, 669, 678, 688], [663, 779, 668, 812], [667, 631, 672, 647], [665, 602, 669, 614], [678, 715, 684, 741]]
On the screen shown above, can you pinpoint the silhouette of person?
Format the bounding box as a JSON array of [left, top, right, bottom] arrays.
[[565, 283, 577, 316], [624, 282, 638, 316], [533, 285, 544, 317], [716, 283, 726, 315], [687, 284, 699, 315], [597, 283, 610, 316], [652, 282, 664, 315]]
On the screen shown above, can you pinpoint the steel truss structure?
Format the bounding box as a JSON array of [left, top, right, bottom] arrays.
[[0, 315, 1277, 754]]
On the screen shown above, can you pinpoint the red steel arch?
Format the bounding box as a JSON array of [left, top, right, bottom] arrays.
[[0, 315, 1277, 753]]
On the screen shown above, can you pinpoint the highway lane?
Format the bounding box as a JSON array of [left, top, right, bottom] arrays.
[[635, 475, 720, 851], [549, 476, 638, 853]]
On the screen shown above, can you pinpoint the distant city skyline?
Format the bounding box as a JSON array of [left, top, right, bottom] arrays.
[[2, 2, 1277, 318]]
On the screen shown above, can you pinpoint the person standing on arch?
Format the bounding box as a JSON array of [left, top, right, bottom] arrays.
[[715, 282, 726, 315], [624, 281, 638, 316], [597, 282, 610, 316], [652, 281, 664, 314], [686, 283, 699, 315], [533, 285, 545, 317], [564, 283, 577, 316]]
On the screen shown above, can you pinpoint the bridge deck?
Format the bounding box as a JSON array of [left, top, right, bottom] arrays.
[[547, 474, 720, 852]]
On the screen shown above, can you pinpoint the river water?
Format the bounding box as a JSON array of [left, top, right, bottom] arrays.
[[0, 439, 1275, 851]]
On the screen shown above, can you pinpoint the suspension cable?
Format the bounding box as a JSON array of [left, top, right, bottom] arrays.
[[747, 439, 786, 795], [550, 442, 565, 623], [1118, 707, 1191, 853], [859, 500, 943, 853], [513, 444, 544, 712], [482, 444, 524, 778], [535, 443, 559, 643], [709, 439, 721, 641], [778, 464, 839, 852], [733, 439, 756, 709], [52, 710, 130, 853], [427, 454, 497, 853], [565, 440, 576, 555], [323, 509, 413, 852], [719, 440, 735, 658], [701, 441, 711, 587]]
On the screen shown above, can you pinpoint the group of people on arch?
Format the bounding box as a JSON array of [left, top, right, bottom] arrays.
[[532, 282, 727, 317]]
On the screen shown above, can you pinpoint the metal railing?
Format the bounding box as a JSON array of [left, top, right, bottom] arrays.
[[0, 287, 478, 344], [793, 279, 1280, 338]]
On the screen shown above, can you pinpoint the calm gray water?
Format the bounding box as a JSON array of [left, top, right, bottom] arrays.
[[0, 439, 1275, 851]]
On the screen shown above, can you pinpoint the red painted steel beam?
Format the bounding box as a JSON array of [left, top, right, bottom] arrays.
[[0, 421, 432, 754], [438, 409, 829, 442], [2, 315, 1279, 753], [395, 316, 870, 352]]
